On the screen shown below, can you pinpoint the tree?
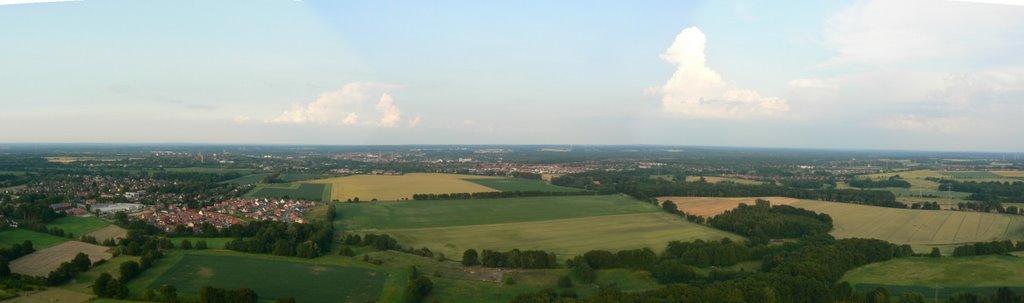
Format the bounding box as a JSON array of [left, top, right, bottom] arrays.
[[557, 275, 573, 288], [898, 292, 925, 303], [120, 260, 141, 281], [462, 249, 479, 266], [276, 298, 296, 303], [0, 256, 9, 277], [662, 200, 679, 213], [180, 239, 192, 249], [92, 273, 112, 296], [572, 257, 596, 284], [930, 247, 941, 257], [195, 240, 208, 249], [404, 275, 433, 303], [160, 284, 178, 303], [71, 252, 91, 272]]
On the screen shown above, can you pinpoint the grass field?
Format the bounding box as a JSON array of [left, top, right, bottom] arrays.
[[464, 178, 582, 192], [147, 253, 386, 302], [843, 255, 1024, 299], [335, 195, 659, 230], [248, 183, 330, 202], [47, 216, 109, 236], [788, 200, 1024, 250], [658, 196, 802, 217], [386, 212, 741, 261], [169, 237, 234, 249], [684, 176, 765, 185], [0, 229, 68, 249], [222, 173, 332, 184], [307, 173, 501, 202], [993, 171, 1024, 178]]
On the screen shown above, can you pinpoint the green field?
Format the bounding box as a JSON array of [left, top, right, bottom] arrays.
[[387, 212, 741, 261], [335, 195, 659, 230], [248, 183, 330, 202], [170, 237, 234, 249], [843, 255, 1024, 299], [222, 173, 332, 184], [941, 171, 1010, 179], [0, 228, 68, 248], [464, 178, 583, 192], [47, 216, 109, 236], [148, 253, 386, 302]]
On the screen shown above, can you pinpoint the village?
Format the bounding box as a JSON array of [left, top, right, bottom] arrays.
[[139, 197, 317, 232]]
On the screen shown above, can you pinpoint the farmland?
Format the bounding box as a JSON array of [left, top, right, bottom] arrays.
[[386, 212, 740, 260], [306, 173, 501, 201], [0, 229, 68, 249], [464, 178, 582, 192], [85, 225, 128, 242], [147, 253, 386, 303], [658, 196, 802, 217], [10, 241, 112, 277], [789, 200, 1024, 250], [335, 195, 659, 230], [222, 173, 332, 184], [247, 183, 330, 202], [47, 216, 109, 236], [843, 255, 1024, 299]]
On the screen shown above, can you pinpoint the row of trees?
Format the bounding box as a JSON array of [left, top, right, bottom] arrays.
[[46, 252, 93, 285], [459, 248, 558, 269], [222, 221, 334, 258], [951, 240, 1024, 257], [848, 177, 912, 188], [411, 190, 593, 201], [941, 180, 1024, 203], [199, 286, 258, 303]]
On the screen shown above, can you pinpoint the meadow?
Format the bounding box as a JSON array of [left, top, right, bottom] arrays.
[[0, 229, 68, 248], [147, 253, 386, 302], [385, 212, 741, 260], [306, 173, 501, 201], [247, 183, 330, 202], [464, 178, 582, 192], [47, 216, 110, 236], [335, 195, 659, 230], [843, 255, 1024, 299]]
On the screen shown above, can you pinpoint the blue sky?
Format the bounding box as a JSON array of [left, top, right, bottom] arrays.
[[1, 0, 1023, 151]]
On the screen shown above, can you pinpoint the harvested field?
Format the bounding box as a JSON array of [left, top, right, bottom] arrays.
[[788, 200, 1024, 245], [86, 225, 128, 242], [10, 241, 112, 277], [657, 196, 801, 217], [307, 173, 501, 202]]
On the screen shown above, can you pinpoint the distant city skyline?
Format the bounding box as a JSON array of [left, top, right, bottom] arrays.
[[2, 0, 1023, 151]]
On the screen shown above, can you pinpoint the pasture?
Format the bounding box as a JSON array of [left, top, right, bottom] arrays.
[[684, 176, 765, 185], [47, 216, 109, 236], [247, 183, 330, 202], [10, 241, 111, 277], [384, 212, 741, 260], [0, 229, 68, 249], [843, 255, 1024, 299], [789, 200, 1024, 247], [306, 173, 500, 201], [335, 195, 659, 230], [658, 196, 802, 217], [464, 178, 582, 192], [147, 253, 386, 302]]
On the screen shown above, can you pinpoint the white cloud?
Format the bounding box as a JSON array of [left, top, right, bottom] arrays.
[[875, 115, 973, 132], [232, 116, 252, 124], [0, 0, 77, 6], [271, 82, 420, 128], [407, 115, 422, 128], [821, 0, 1024, 67], [789, 78, 838, 89], [654, 27, 789, 120]]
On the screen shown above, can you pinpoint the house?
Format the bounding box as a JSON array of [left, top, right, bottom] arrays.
[[50, 202, 74, 212]]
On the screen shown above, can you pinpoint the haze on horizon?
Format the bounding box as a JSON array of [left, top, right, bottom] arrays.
[[2, 0, 1023, 152]]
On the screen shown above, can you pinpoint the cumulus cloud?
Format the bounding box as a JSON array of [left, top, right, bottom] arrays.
[[654, 27, 789, 119], [271, 82, 420, 128]]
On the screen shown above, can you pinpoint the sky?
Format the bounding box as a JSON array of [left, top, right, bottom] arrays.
[[1, 0, 1023, 151]]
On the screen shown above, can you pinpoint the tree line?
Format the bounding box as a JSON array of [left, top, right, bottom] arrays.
[[707, 200, 833, 244], [223, 221, 334, 258], [459, 248, 558, 269], [941, 180, 1024, 203], [951, 240, 1024, 257], [848, 177, 912, 189]]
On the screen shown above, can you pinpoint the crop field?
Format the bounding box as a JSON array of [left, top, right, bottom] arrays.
[[464, 178, 582, 192], [86, 225, 128, 242], [7, 288, 93, 303], [335, 195, 659, 230], [788, 200, 1024, 246], [941, 171, 1012, 179], [843, 255, 1024, 299], [148, 253, 386, 302], [47, 216, 109, 236], [993, 171, 1024, 178], [10, 241, 112, 277], [386, 212, 741, 261], [0, 229, 68, 248], [248, 183, 330, 202], [306, 173, 501, 201], [658, 196, 801, 217], [684, 176, 765, 185]]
